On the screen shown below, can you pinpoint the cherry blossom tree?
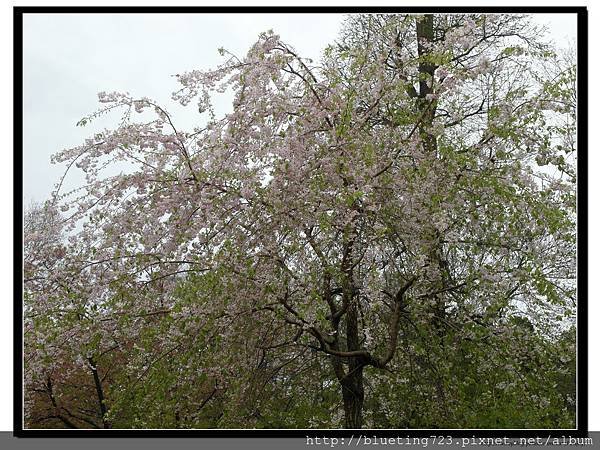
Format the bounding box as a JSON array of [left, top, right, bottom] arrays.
[[25, 13, 576, 429]]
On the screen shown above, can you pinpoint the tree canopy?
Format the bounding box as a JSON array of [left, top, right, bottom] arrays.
[[24, 13, 577, 429]]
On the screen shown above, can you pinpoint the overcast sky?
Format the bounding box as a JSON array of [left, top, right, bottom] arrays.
[[22, 12, 577, 205]]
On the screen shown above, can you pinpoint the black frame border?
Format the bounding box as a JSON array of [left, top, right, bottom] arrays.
[[13, 5, 588, 439]]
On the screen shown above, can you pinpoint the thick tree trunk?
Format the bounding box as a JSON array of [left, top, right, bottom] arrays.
[[341, 299, 364, 428], [341, 362, 364, 428]]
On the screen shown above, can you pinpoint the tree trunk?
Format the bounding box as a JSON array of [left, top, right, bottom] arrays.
[[341, 299, 364, 428], [416, 14, 438, 154], [341, 362, 364, 428], [88, 357, 111, 428]]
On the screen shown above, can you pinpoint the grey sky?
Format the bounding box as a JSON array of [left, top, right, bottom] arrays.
[[23, 13, 345, 204], [23, 13, 577, 205]]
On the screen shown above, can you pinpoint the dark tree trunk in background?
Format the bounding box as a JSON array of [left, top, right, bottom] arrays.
[[88, 357, 111, 429], [416, 14, 438, 154]]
